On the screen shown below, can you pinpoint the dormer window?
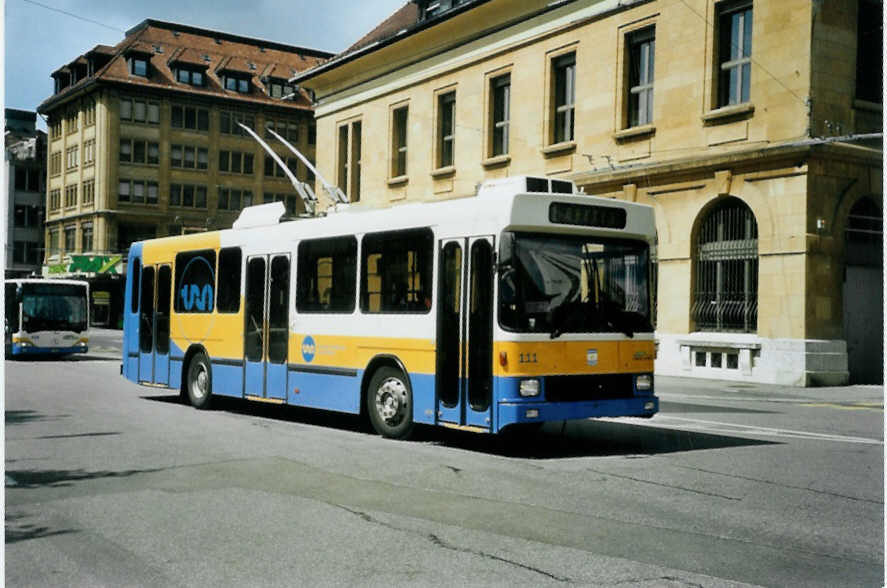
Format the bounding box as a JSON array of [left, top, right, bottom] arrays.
[[128, 56, 149, 77], [223, 74, 250, 93], [176, 68, 205, 87], [419, 0, 469, 20], [267, 79, 295, 99]]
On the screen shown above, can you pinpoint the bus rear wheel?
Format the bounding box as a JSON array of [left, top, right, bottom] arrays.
[[186, 351, 212, 410], [367, 366, 414, 439]]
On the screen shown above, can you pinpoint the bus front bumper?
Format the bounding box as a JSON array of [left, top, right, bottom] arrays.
[[10, 343, 89, 356], [498, 396, 658, 431]]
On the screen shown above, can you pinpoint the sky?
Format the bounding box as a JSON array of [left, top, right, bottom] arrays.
[[3, 0, 408, 121]]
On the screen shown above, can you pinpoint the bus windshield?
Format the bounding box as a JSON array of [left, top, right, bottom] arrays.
[[498, 232, 652, 337], [20, 284, 88, 333]]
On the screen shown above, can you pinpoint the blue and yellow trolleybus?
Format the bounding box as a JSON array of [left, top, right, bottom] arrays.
[[122, 176, 657, 438], [5, 278, 90, 356]]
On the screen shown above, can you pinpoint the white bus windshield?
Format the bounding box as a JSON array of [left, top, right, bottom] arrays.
[[20, 284, 88, 333], [498, 232, 652, 337]]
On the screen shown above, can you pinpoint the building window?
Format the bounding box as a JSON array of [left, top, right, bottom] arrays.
[[267, 79, 294, 99], [14, 205, 40, 228], [50, 119, 62, 140], [14, 167, 41, 192], [217, 188, 252, 211], [170, 183, 208, 208], [223, 75, 250, 93], [81, 223, 93, 252], [717, 0, 753, 107], [171, 145, 208, 169], [50, 151, 62, 176], [129, 56, 149, 77], [64, 226, 77, 252], [82, 179, 95, 206], [176, 68, 204, 86], [66, 110, 79, 134], [220, 111, 255, 136], [119, 139, 159, 165], [264, 155, 299, 179], [84, 98, 96, 126], [120, 98, 159, 124], [391, 105, 408, 178], [489, 74, 510, 157], [171, 104, 209, 131], [337, 120, 362, 202], [265, 118, 299, 142], [83, 139, 96, 166], [692, 197, 758, 332], [64, 185, 78, 208], [48, 229, 60, 256], [627, 27, 655, 127], [66, 146, 79, 170], [49, 189, 61, 211], [436, 91, 456, 169], [551, 52, 576, 144], [119, 179, 158, 205], [856, 0, 883, 103], [219, 150, 254, 175]]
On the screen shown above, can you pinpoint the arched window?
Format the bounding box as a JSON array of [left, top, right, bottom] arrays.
[[692, 197, 758, 332]]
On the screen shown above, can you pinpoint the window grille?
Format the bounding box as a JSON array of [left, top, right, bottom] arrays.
[[692, 197, 758, 332]]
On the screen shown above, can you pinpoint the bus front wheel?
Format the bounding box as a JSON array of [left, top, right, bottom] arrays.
[[186, 351, 213, 410], [367, 366, 414, 439]]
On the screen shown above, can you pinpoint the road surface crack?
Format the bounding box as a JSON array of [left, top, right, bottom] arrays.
[[586, 469, 741, 501], [336, 504, 573, 583]]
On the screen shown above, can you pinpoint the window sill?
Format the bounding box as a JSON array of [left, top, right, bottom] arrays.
[[853, 99, 882, 113], [388, 175, 409, 187], [430, 166, 456, 178], [541, 140, 576, 157], [482, 154, 511, 168], [613, 124, 656, 141], [702, 103, 755, 124]]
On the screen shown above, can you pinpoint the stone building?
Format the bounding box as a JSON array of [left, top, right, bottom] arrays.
[[37, 19, 331, 326], [294, 0, 883, 385], [5, 109, 47, 279]]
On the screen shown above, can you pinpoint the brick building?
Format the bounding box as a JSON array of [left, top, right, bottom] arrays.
[[37, 19, 331, 326]]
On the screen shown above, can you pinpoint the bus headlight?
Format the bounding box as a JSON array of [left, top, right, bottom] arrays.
[[636, 374, 653, 391], [519, 379, 540, 397]]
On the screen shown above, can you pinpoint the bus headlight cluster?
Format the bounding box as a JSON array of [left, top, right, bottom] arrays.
[[636, 374, 653, 391], [519, 378, 540, 397]]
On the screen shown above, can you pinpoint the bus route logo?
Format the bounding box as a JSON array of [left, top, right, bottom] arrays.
[[301, 336, 316, 363], [179, 256, 215, 312]]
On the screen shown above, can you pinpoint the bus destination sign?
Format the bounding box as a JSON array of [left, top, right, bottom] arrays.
[[549, 202, 627, 229]]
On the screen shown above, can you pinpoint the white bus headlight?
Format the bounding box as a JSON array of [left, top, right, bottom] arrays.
[[636, 374, 653, 391], [519, 379, 540, 397]]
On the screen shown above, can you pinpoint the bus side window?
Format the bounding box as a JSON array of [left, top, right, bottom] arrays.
[[296, 236, 357, 313], [361, 228, 433, 314], [217, 247, 242, 313], [130, 258, 141, 314]]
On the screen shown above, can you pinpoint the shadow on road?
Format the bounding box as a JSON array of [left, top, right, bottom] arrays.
[[142, 393, 777, 459], [5, 466, 166, 489], [5, 410, 70, 425], [5, 513, 79, 544]]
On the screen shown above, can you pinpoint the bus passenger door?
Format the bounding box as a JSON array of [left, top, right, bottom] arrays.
[[435, 236, 495, 430], [244, 254, 290, 401], [137, 264, 171, 385]]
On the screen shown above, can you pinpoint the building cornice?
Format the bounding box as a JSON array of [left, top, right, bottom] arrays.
[[569, 138, 883, 190]]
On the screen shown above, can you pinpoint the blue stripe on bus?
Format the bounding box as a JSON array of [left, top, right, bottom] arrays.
[[9, 344, 88, 356]]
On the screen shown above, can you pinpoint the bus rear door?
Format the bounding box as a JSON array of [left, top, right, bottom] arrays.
[[244, 254, 290, 402], [138, 264, 172, 385], [435, 236, 495, 430]]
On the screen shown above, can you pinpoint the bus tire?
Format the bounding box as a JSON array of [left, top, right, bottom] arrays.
[[367, 366, 414, 439], [186, 351, 213, 410]]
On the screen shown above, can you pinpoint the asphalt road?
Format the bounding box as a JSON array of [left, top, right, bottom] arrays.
[[4, 346, 884, 587]]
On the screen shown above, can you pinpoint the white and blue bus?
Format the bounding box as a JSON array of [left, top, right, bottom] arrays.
[[121, 176, 657, 438], [5, 279, 90, 356]]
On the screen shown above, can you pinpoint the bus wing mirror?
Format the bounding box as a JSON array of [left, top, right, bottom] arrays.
[[15, 285, 22, 303]]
